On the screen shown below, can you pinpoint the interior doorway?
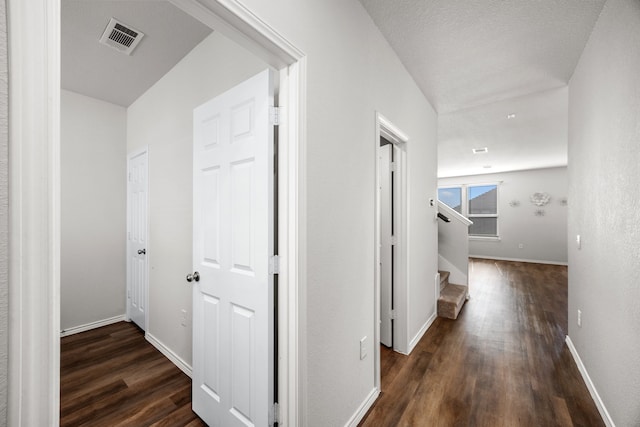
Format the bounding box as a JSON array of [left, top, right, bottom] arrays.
[[6, 1, 305, 424], [374, 113, 409, 394]]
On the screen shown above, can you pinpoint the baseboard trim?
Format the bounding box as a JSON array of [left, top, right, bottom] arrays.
[[344, 387, 379, 427], [60, 314, 126, 337], [470, 255, 568, 266], [145, 332, 193, 378], [565, 336, 615, 427], [408, 312, 437, 354]]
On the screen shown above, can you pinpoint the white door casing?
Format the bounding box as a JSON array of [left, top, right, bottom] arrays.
[[192, 69, 275, 427], [374, 112, 409, 396], [10, 1, 306, 425], [127, 148, 149, 330], [379, 143, 393, 347]]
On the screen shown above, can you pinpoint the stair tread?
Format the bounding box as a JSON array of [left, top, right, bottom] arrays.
[[439, 283, 466, 303], [437, 283, 467, 320]]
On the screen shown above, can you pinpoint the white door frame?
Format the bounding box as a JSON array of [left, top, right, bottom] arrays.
[[374, 112, 409, 391], [7, 0, 307, 425], [7, 1, 61, 424], [126, 146, 150, 330]]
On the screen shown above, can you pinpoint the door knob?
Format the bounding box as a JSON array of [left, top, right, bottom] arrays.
[[138, 249, 146, 255], [186, 271, 200, 283]]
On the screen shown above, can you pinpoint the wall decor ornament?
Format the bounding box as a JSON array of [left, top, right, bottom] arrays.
[[530, 192, 551, 207], [509, 200, 520, 207]]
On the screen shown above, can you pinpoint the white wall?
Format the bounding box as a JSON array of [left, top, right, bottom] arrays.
[[126, 32, 269, 366], [439, 167, 568, 264], [0, 0, 8, 421], [60, 90, 127, 331], [568, 0, 640, 425], [231, 0, 439, 424]]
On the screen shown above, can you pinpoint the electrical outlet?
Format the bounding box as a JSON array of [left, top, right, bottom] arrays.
[[518, 243, 524, 249], [181, 309, 187, 327], [360, 336, 367, 360], [577, 309, 582, 327]]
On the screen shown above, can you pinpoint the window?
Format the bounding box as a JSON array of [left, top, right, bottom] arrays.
[[438, 183, 499, 238], [468, 184, 498, 237], [437, 187, 462, 214]]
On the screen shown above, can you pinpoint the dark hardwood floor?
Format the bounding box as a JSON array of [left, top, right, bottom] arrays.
[[60, 321, 206, 426], [360, 258, 605, 427], [62, 259, 604, 426]]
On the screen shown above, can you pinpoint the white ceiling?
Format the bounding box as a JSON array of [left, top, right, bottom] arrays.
[[63, 1, 607, 176], [359, 0, 606, 177], [438, 86, 568, 178], [62, 0, 212, 107]]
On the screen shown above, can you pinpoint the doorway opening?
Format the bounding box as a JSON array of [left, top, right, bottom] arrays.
[[8, 1, 305, 425], [374, 113, 409, 394]]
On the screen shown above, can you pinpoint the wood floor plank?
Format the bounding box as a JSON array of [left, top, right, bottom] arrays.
[[60, 322, 205, 426], [149, 402, 204, 427], [360, 259, 605, 427], [90, 396, 180, 427]]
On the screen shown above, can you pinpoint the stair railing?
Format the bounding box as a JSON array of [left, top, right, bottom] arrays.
[[437, 212, 451, 222]]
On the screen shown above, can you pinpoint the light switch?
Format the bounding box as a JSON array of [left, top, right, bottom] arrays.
[[360, 336, 367, 360]]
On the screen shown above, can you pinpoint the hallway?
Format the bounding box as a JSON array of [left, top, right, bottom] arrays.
[[361, 259, 603, 426]]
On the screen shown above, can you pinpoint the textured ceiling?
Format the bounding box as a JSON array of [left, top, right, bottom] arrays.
[[359, 0, 605, 114], [438, 86, 568, 178], [359, 0, 606, 177], [62, 0, 212, 107], [63, 1, 606, 176]]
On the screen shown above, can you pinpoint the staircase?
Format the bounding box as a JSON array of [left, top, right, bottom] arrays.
[[437, 270, 467, 320]]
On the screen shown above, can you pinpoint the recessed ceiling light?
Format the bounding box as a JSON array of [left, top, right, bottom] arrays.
[[472, 147, 488, 154], [483, 165, 492, 169], [507, 113, 516, 119]]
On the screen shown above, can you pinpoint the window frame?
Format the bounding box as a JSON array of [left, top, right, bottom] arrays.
[[438, 182, 501, 241]]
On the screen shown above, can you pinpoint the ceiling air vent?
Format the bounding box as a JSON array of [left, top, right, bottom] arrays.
[[472, 147, 489, 154], [99, 18, 144, 55]]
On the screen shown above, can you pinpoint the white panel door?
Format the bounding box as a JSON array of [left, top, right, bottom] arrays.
[[380, 143, 393, 347], [192, 69, 274, 427], [127, 149, 149, 330]]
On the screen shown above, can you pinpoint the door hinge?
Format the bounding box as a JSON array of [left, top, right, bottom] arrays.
[[269, 255, 280, 275], [270, 106, 283, 126], [391, 235, 397, 245], [391, 310, 396, 320], [270, 402, 280, 425], [390, 161, 396, 172]]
